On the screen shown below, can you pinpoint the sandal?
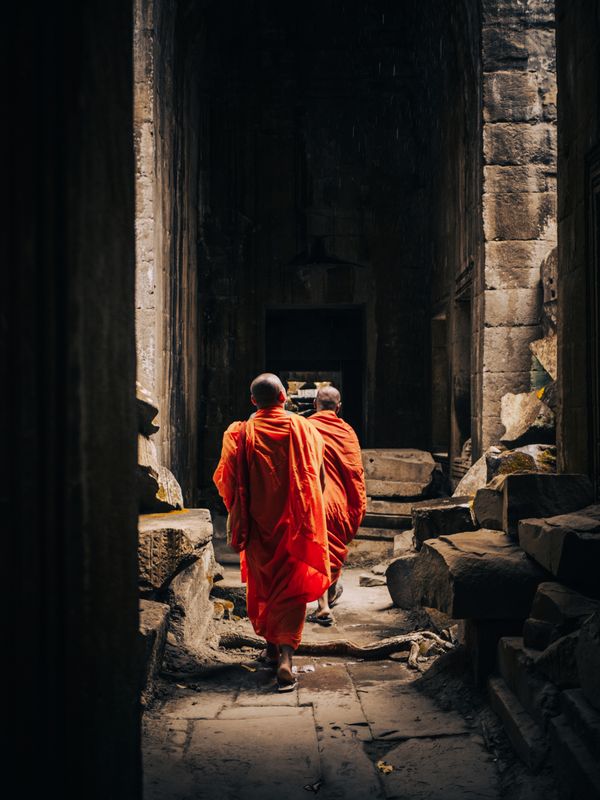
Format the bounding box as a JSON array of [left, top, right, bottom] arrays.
[[306, 612, 334, 627], [258, 647, 279, 668], [276, 664, 298, 692]]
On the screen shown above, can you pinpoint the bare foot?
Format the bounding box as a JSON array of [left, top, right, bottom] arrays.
[[277, 644, 296, 687]]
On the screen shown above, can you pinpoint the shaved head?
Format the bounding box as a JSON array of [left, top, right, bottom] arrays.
[[250, 373, 286, 408], [316, 385, 341, 412]]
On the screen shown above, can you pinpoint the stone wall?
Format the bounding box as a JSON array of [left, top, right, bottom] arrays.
[[555, 0, 600, 486], [478, 0, 557, 450], [134, 0, 201, 502], [6, 1, 140, 796]]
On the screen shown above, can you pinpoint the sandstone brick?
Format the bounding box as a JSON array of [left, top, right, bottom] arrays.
[[482, 326, 541, 373], [483, 28, 555, 72], [484, 165, 556, 194], [484, 287, 541, 327], [484, 71, 543, 122], [483, 191, 556, 240], [484, 123, 556, 165]]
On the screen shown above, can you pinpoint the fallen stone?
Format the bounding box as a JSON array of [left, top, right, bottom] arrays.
[[518, 501, 600, 593], [536, 632, 580, 689], [526, 582, 600, 650], [139, 599, 169, 704], [359, 573, 386, 587], [523, 618, 557, 651], [361, 448, 436, 485], [138, 509, 213, 592], [452, 450, 495, 497], [488, 675, 548, 771], [136, 380, 159, 435], [530, 334, 557, 380], [486, 443, 556, 481], [411, 496, 477, 550], [346, 534, 394, 567], [366, 498, 413, 516], [166, 541, 218, 653], [500, 390, 555, 447], [393, 529, 415, 556], [550, 713, 600, 799], [576, 612, 600, 712], [561, 689, 600, 759], [139, 463, 185, 514], [497, 636, 559, 727], [414, 529, 548, 619], [365, 479, 431, 499], [386, 552, 419, 609], [480, 473, 594, 538]]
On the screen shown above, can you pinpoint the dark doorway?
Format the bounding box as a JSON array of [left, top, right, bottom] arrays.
[[265, 307, 365, 442]]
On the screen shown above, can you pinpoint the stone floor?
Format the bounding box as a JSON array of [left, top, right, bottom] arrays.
[[143, 568, 556, 800]]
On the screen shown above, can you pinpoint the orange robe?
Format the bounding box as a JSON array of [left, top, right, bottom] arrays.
[[308, 410, 366, 583], [213, 406, 330, 649]]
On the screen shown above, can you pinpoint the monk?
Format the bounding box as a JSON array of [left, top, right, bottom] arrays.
[[307, 386, 366, 625], [213, 373, 331, 690]]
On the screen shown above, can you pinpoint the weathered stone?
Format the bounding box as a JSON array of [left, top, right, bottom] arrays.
[[466, 619, 525, 686], [538, 380, 557, 412], [576, 612, 600, 712], [166, 541, 217, 653], [518, 502, 600, 593], [393, 529, 415, 556], [530, 334, 557, 380], [414, 529, 548, 619], [497, 636, 559, 727], [523, 618, 557, 651], [138, 509, 213, 591], [484, 190, 555, 240], [139, 462, 185, 514], [488, 676, 548, 771], [136, 380, 159, 435], [484, 122, 556, 166], [561, 689, 600, 759], [482, 473, 595, 539], [500, 390, 555, 446], [550, 713, 600, 799], [452, 452, 490, 497], [540, 247, 558, 333], [531, 582, 600, 631], [365, 479, 430, 499], [486, 443, 556, 481], [366, 498, 413, 516], [386, 553, 419, 609], [139, 599, 169, 703], [411, 496, 477, 550], [346, 532, 394, 566], [359, 573, 386, 587], [361, 449, 435, 484], [211, 574, 247, 617], [536, 632, 580, 689]]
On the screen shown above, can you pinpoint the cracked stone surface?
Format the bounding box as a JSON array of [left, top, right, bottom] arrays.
[[143, 568, 505, 799]]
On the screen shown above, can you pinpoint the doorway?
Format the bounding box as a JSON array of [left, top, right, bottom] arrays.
[[265, 306, 365, 442]]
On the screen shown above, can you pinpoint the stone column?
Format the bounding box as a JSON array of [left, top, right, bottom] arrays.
[[479, 0, 557, 449]]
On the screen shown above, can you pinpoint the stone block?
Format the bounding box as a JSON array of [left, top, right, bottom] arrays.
[[561, 689, 600, 759], [412, 496, 477, 550], [484, 164, 556, 194], [136, 380, 159, 435], [366, 498, 413, 516], [549, 714, 600, 799], [139, 599, 169, 703], [466, 619, 524, 686], [138, 509, 213, 592], [365, 479, 429, 499], [523, 618, 557, 651], [166, 541, 217, 653], [484, 122, 556, 166], [361, 449, 435, 486], [484, 191, 556, 241], [386, 553, 419, 609], [500, 390, 555, 446], [576, 612, 600, 712], [393, 529, 416, 556], [484, 287, 541, 327], [488, 676, 548, 771], [537, 632, 580, 689], [518, 501, 600, 593], [452, 452, 488, 497], [497, 636, 559, 727], [484, 71, 543, 122], [414, 529, 547, 619], [139, 463, 185, 514], [473, 481, 505, 531], [530, 334, 557, 380], [531, 582, 600, 631], [346, 535, 394, 567], [486, 444, 556, 481]]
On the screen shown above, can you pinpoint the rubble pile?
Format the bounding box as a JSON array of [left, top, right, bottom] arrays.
[[135, 382, 218, 703]]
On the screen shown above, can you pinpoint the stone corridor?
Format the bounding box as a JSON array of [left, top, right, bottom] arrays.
[[144, 569, 542, 800]]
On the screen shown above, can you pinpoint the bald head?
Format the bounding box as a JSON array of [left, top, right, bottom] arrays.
[[250, 373, 287, 409], [315, 385, 341, 413]]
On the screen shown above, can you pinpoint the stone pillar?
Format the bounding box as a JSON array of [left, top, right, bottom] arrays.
[[479, 0, 557, 449]]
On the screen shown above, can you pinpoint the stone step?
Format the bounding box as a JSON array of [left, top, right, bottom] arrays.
[[361, 448, 435, 484], [497, 637, 559, 729], [561, 689, 600, 760], [362, 512, 411, 530], [474, 473, 593, 538], [519, 503, 600, 597], [524, 582, 600, 650], [355, 526, 397, 541], [488, 675, 548, 772], [366, 498, 413, 516], [413, 529, 548, 620], [411, 496, 477, 550], [549, 714, 600, 799]]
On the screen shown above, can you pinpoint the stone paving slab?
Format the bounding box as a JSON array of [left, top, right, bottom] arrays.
[[166, 693, 226, 719], [298, 663, 373, 740], [187, 708, 321, 800], [380, 735, 499, 799]]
